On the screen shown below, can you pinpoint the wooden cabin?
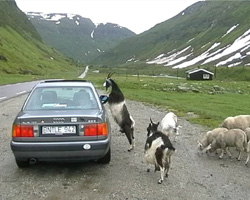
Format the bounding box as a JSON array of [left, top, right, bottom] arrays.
[[186, 68, 214, 80]]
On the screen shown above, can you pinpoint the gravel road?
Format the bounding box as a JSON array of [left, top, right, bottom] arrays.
[[0, 94, 250, 200]]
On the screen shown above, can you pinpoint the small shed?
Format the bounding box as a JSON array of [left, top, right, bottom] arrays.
[[186, 68, 214, 80]]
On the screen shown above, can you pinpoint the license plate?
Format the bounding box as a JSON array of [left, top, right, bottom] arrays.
[[42, 126, 76, 135]]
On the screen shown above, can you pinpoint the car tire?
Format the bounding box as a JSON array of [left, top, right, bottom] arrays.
[[15, 159, 29, 168], [98, 148, 111, 164]]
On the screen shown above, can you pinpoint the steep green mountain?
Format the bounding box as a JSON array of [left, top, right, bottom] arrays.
[[0, 0, 41, 41], [26, 12, 136, 63], [92, 0, 250, 69], [0, 0, 77, 78]]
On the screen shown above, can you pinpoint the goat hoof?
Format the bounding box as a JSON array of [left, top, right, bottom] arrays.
[[128, 145, 133, 152], [158, 180, 163, 184]]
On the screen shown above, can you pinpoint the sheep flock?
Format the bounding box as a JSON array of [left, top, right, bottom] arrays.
[[198, 115, 250, 165]]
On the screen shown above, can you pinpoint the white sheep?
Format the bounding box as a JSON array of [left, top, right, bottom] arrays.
[[206, 129, 247, 162], [160, 112, 180, 141], [198, 127, 228, 152], [221, 115, 250, 130]]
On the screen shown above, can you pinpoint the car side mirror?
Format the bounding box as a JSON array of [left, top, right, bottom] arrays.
[[100, 95, 109, 104]]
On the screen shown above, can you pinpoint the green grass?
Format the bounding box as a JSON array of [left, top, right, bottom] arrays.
[[85, 70, 250, 129], [0, 26, 84, 85], [0, 26, 76, 74]]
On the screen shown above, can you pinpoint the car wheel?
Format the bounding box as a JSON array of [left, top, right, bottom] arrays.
[[15, 159, 29, 168], [98, 148, 111, 164]]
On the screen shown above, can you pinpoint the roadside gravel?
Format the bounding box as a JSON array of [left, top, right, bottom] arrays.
[[0, 94, 250, 200]]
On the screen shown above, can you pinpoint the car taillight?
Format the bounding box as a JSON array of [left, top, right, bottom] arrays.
[[12, 125, 34, 137], [84, 123, 108, 136]]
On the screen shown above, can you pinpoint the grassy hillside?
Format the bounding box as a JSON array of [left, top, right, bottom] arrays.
[[0, 26, 81, 77], [0, 0, 41, 41], [92, 1, 250, 70], [0, 1, 81, 84]]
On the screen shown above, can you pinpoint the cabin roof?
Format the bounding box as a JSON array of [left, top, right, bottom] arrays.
[[186, 68, 214, 75]]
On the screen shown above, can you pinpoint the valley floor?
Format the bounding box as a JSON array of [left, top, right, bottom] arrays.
[[0, 95, 249, 200]]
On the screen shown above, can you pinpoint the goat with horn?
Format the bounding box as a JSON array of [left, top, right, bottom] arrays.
[[103, 72, 135, 151]]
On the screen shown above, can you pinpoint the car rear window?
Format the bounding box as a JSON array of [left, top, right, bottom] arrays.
[[24, 86, 99, 110]]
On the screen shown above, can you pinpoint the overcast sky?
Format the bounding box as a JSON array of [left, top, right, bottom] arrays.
[[15, 0, 200, 34]]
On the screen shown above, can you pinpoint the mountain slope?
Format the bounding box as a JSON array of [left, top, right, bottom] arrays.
[[0, 0, 41, 41], [26, 12, 136, 63], [0, 1, 77, 77], [92, 0, 250, 68]]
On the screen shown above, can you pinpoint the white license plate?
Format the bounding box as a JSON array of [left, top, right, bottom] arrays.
[[42, 126, 76, 135]]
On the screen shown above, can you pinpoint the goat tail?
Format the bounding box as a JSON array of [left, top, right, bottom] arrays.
[[160, 144, 175, 152], [163, 146, 176, 158]]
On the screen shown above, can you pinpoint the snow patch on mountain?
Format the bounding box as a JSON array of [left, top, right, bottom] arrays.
[[203, 29, 250, 65], [222, 24, 239, 38], [27, 12, 83, 26], [146, 27, 250, 68], [146, 46, 192, 65], [216, 52, 242, 66], [172, 45, 217, 69]]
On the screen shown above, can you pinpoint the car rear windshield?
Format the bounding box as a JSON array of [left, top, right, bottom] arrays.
[[24, 86, 99, 110]]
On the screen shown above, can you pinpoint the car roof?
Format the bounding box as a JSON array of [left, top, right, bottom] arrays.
[[35, 80, 95, 88]]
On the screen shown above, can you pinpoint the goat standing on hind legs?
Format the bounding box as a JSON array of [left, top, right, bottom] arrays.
[[103, 72, 135, 151]]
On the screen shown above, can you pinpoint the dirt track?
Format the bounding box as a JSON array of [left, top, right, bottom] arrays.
[[0, 94, 250, 200]]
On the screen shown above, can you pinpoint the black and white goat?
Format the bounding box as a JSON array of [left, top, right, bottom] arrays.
[[144, 130, 175, 184], [103, 72, 135, 151], [147, 118, 159, 137]]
